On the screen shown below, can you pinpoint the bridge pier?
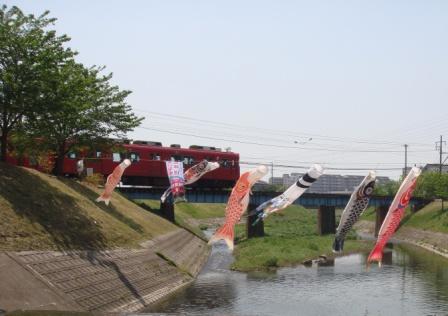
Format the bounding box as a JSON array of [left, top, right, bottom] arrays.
[[317, 205, 336, 235], [247, 203, 264, 238], [160, 201, 175, 223], [375, 205, 389, 237]]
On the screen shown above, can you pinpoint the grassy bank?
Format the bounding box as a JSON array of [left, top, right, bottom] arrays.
[[402, 201, 448, 233], [0, 163, 177, 250], [232, 206, 372, 272], [359, 201, 448, 234], [135, 199, 225, 238]]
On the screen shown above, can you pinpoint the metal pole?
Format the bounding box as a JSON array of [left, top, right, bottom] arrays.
[[440, 135, 443, 174], [271, 161, 274, 185], [404, 144, 408, 177], [438, 135, 445, 211]]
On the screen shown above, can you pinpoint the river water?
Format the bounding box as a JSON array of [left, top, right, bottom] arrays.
[[151, 238, 448, 316]]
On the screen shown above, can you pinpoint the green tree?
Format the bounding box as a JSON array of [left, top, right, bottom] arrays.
[[27, 61, 143, 175], [373, 180, 400, 196], [0, 5, 74, 161], [414, 172, 448, 200]]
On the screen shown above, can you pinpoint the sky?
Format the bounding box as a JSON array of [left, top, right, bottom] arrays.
[[4, 0, 448, 179]]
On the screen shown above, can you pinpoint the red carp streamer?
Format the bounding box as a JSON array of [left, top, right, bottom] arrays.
[[96, 159, 131, 206], [367, 167, 421, 267], [208, 165, 268, 251]]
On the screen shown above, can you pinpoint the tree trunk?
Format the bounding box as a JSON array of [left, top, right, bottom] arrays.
[[53, 142, 66, 176], [0, 130, 8, 162]]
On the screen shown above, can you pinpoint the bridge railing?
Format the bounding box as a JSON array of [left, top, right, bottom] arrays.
[[119, 187, 429, 208]]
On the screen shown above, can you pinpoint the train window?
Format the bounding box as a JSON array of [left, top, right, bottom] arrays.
[[150, 153, 161, 160], [112, 153, 121, 162], [170, 155, 182, 162], [67, 152, 77, 159], [221, 159, 229, 168], [183, 156, 194, 165], [130, 152, 140, 162], [96, 151, 102, 158]]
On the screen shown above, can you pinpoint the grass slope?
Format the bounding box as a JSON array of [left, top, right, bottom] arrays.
[[135, 199, 226, 238], [359, 201, 448, 234], [402, 201, 448, 233], [232, 205, 372, 271], [0, 162, 177, 251]]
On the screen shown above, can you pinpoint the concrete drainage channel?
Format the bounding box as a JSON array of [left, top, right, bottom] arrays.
[[0, 229, 210, 314]]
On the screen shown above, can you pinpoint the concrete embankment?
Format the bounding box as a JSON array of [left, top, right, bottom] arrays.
[[355, 220, 448, 259], [0, 229, 210, 314]]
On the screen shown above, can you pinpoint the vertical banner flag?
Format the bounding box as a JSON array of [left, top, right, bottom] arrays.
[[166, 161, 187, 203]]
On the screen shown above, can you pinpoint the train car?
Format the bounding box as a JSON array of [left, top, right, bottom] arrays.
[[63, 141, 240, 188]]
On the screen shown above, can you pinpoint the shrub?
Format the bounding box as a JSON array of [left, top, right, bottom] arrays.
[[84, 173, 105, 186], [263, 257, 279, 268]]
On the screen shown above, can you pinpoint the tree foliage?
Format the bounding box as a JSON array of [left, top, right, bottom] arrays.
[[0, 5, 143, 174], [27, 61, 143, 174], [373, 180, 400, 196], [414, 172, 448, 200], [0, 5, 74, 161]]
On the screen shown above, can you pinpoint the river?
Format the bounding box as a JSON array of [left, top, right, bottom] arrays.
[[151, 238, 448, 316]]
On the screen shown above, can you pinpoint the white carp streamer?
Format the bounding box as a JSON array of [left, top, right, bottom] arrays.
[[333, 171, 376, 253], [161, 160, 220, 202], [250, 164, 324, 225]]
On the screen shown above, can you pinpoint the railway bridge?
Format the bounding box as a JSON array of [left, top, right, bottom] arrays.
[[119, 187, 430, 238]]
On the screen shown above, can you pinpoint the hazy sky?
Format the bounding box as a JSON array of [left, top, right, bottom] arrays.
[[4, 0, 448, 179]]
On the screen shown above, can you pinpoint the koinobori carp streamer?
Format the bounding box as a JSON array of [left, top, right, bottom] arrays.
[[96, 159, 131, 206], [165, 161, 187, 203], [208, 165, 268, 251], [333, 171, 376, 253], [161, 160, 219, 203], [367, 167, 421, 267], [250, 164, 323, 225]]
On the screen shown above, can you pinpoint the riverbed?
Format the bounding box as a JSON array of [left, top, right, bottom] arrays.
[[151, 240, 448, 316]]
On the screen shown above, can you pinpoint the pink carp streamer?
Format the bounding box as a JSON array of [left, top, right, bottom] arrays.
[[208, 165, 268, 251], [166, 161, 187, 203], [367, 167, 421, 267], [160, 160, 220, 203], [96, 159, 131, 206]]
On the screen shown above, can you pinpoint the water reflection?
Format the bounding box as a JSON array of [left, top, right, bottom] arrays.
[[152, 242, 448, 316]]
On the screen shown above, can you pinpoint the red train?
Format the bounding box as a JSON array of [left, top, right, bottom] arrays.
[[6, 140, 240, 188]]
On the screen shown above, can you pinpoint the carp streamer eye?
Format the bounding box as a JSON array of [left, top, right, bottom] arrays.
[[363, 182, 375, 197], [236, 183, 247, 192]]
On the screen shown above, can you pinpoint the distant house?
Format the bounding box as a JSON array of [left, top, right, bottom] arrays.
[[271, 172, 391, 194], [422, 163, 448, 174], [252, 180, 272, 191]]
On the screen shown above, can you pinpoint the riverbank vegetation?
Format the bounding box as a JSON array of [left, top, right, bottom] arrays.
[[360, 201, 448, 234], [402, 201, 448, 233], [232, 206, 373, 272], [135, 199, 225, 238], [0, 163, 176, 250]]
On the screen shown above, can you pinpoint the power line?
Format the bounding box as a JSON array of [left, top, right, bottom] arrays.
[[136, 126, 434, 153], [134, 108, 434, 147], [240, 161, 404, 171]]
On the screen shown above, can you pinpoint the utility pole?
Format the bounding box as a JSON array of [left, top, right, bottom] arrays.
[[440, 135, 444, 174], [435, 135, 446, 211], [435, 135, 446, 174], [270, 161, 274, 185], [404, 144, 408, 177]]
